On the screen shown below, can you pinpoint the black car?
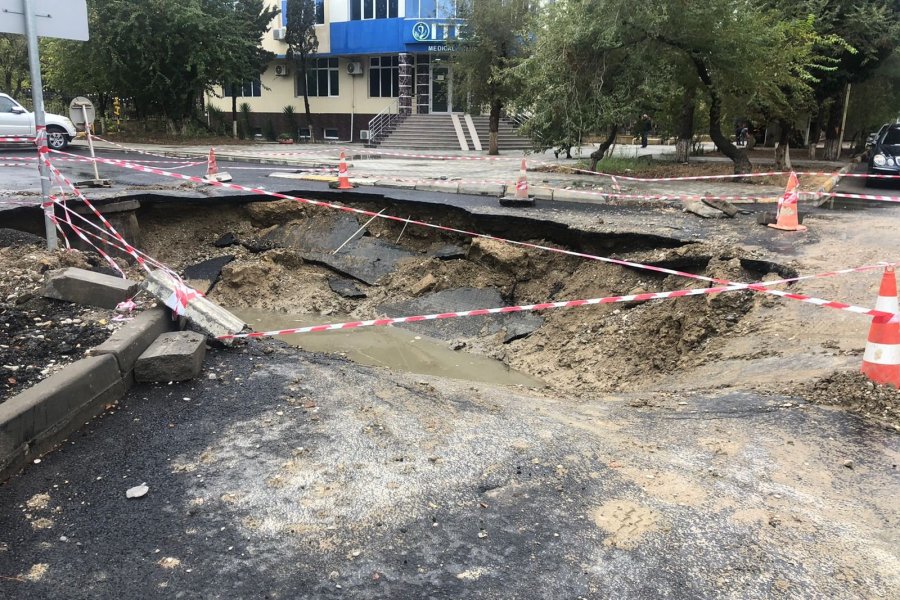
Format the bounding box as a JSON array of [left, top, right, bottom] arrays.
[[867, 123, 900, 187]]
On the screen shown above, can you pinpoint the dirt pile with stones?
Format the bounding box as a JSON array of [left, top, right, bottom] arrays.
[[792, 371, 900, 431], [0, 239, 133, 403]]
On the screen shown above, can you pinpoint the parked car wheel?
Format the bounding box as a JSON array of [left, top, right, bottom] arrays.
[[46, 126, 70, 150]]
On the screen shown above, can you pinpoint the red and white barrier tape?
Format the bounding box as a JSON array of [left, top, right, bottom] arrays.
[[827, 191, 900, 203], [54, 150, 900, 319], [89, 135, 202, 163], [218, 265, 900, 341], [41, 150, 148, 270]]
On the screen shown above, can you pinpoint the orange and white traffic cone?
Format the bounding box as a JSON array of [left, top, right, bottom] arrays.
[[861, 265, 900, 386], [515, 158, 529, 200], [205, 147, 232, 183], [768, 171, 806, 232], [499, 158, 535, 207], [337, 150, 353, 190]]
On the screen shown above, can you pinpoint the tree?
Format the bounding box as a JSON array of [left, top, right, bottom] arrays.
[[43, 0, 276, 133], [218, 0, 280, 137], [0, 34, 28, 99], [520, 0, 671, 170], [453, 0, 535, 155], [774, 0, 900, 160], [638, 1, 840, 173], [284, 0, 319, 143]]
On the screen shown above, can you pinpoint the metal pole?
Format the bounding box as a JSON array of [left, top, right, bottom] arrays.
[[81, 103, 101, 180], [23, 0, 57, 250]]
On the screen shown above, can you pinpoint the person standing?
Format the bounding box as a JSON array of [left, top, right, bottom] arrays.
[[640, 114, 652, 148]]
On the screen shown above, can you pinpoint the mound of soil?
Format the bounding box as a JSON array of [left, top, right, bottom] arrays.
[[0, 246, 137, 403], [793, 371, 900, 431]]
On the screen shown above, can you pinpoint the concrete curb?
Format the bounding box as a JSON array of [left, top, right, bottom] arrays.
[[814, 156, 862, 208], [0, 307, 176, 481]]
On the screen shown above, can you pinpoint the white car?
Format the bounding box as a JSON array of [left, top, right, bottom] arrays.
[[0, 92, 77, 150]]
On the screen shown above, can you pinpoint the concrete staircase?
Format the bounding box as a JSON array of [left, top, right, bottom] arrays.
[[469, 116, 533, 151], [376, 114, 532, 151]]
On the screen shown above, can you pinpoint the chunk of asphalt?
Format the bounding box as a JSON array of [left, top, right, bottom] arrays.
[[328, 278, 367, 299], [43, 267, 139, 309], [431, 244, 467, 260], [182, 256, 234, 285], [379, 287, 543, 342], [264, 218, 417, 285], [214, 232, 240, 248], [134, 331, 207, 383], [0, 228, 43, 248]]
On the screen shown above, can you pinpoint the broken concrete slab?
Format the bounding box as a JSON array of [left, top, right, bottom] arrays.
[[43, 267, 139, 309], [141, 270, 246, 342], [379, 287, 543, 342], [328, 278, 367, 299], [411, 273, 438, 295], [701, 196, 739, 217], [134, 331, 207, 383], [683, 201, 727, 219]]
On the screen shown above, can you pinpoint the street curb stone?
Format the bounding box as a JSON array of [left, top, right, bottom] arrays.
[[135, 331, 207, 383], [88, 307, 176, 388], [0, 354, 125, 481]]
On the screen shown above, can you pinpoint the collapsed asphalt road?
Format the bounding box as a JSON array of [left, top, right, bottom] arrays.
[[1, 340, 896, 599]]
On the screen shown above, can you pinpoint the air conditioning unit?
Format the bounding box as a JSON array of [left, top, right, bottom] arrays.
[[347, 62, 363, 76], [359, 130, 370, 141], [274, 64, 289, 77], [272, 27, 286, 40]]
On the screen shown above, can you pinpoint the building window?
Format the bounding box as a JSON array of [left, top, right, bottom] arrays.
[[351, 0, 398, 20], [282, 1, 324, 26], [407, 0, 457, 18], [369, 55, 400, 98], [297, 58, 339, 97], [323, 128, 339, 140], [223, 79, 262, 97]]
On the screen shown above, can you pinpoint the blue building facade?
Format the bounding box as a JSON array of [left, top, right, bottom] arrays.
[[209, 1, 466, 141]]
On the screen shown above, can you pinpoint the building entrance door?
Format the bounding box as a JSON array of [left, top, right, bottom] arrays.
[[430, 65, 451, 113]]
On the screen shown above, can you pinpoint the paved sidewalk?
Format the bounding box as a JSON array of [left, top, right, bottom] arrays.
[[85, 139, 840, 203]]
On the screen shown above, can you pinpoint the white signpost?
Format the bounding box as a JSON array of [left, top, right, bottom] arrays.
[[69, 96, 109, 187], [0, 0, 89, 250]]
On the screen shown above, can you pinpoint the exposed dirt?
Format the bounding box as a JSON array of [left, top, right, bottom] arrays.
[[3, 199, 898, 433], [134, 201, 797, 396], [0, 240, 138, 403], [793, 371, 900, 430]]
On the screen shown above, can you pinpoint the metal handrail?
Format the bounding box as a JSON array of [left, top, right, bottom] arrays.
[[368, 101, 401, 145]]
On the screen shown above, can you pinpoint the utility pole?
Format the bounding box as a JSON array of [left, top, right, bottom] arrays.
[[22, 0, 57, 250], [836, 83, 851, 160]]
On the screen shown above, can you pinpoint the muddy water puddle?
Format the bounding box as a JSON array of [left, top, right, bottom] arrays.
[[234, 309, 544, 388]]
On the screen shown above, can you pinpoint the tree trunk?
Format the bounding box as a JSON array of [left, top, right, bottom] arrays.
[[231, 92, 238, 138], [589, 125, 619, 171], [675, 86, 696, 163], [774, 119, 791, 171], [807, 110, 822, 159], [298, 60, 316, 143], [823, 93, 844, 161], [707, 89, 751, 174], [690, 56, 751, 174], [488, 98, 501, 155]]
